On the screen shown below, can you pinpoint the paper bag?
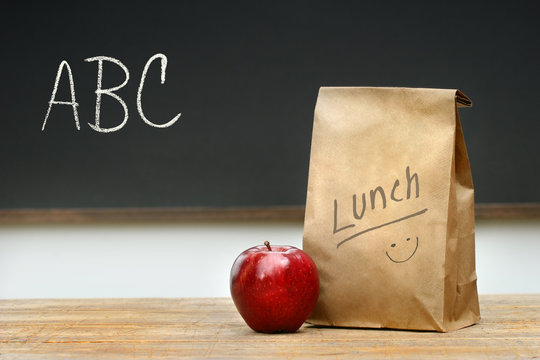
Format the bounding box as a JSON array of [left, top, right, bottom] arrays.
[[303, 87, 480, 332]]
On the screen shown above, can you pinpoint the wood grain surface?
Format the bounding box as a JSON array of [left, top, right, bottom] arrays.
[[0, 295, 538, 359]]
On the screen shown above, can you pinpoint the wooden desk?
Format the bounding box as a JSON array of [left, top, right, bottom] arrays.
[[1, 295, 538, 359]]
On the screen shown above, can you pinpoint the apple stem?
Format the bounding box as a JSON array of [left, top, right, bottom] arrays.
[[264, 241, 272, 251]]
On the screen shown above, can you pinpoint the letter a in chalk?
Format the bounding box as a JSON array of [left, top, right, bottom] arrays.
[[42, 60, 80, 131], [137, 53, 181, 128], [84, 56, 130, 133]]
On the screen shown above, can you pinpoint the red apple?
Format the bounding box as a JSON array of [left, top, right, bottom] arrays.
[[230, 241, 319, 333]]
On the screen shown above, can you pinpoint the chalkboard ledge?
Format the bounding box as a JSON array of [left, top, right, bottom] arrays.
[[0, 203, 539, 224], [0, 206, 304, 224]]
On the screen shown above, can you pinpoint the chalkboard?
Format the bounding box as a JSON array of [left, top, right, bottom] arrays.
[[2, 1, 539, 214]]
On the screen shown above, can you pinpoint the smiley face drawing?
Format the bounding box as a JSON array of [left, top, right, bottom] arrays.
[[386, 236, 419, 263]]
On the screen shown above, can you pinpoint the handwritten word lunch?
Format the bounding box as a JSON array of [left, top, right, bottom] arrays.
[[42, 53, 181, 133], [333, 166, 421, 235]]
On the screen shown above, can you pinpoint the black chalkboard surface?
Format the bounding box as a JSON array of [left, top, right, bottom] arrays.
[[1, 2, 539, 214]]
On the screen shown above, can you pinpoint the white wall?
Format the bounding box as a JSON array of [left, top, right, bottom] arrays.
[[0, 219, 539, 298]]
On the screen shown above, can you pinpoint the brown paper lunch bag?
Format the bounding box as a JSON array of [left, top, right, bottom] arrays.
[[303, 87, 480, 332]]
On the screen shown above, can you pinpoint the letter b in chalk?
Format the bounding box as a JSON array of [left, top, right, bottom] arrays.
[[84, 56, 130, 133]]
